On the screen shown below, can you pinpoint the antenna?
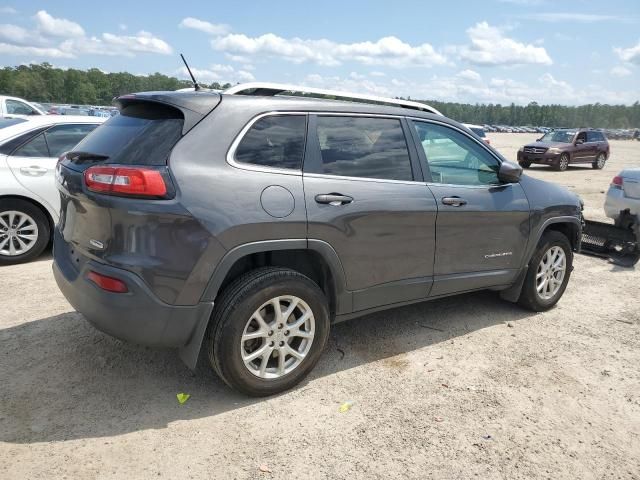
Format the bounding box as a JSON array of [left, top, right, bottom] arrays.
[[180, 53, 200, 91]]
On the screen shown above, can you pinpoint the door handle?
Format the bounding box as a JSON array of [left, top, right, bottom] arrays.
[[441, 196, 467, 207], [315, 193, 353, 206], [20, 166, 48, 176]]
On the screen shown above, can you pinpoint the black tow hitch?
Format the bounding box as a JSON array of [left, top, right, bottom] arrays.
[[580, 210, 639, 267]]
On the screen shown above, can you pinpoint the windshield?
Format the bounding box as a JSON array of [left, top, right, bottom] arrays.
[[540, 130, 576, 143]]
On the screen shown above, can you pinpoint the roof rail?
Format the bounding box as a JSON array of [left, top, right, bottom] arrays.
[[224, 82, 443, 116]]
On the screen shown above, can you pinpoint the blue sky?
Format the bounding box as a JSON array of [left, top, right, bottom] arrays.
[[1, 0, 639, 105]]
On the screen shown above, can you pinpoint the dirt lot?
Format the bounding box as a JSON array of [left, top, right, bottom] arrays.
[[1, 134, 639, 480]]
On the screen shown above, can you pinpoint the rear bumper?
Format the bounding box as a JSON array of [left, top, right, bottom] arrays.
[[53, 229, 213, 348], [604, 187, 640, 220]]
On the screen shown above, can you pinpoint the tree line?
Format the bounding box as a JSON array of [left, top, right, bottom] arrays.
[[1, 63, 638, 128], [0, 63, 232, 106]]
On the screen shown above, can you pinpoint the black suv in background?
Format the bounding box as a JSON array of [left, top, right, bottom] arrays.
[[518, 128, 610, 171], [53, 84, 583, 396]]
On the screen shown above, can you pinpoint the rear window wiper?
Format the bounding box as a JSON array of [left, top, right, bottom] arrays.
[[66, 151, 110, 164]]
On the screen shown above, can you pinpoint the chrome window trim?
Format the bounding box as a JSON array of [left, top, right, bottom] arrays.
[[304, 172, 426, 186]]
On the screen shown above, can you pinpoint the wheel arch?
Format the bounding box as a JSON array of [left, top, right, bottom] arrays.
[[200, 239, 351, 316], [0, 194, 55, 239], [502, 216, 581, 303], [179, 239, 351, 370]]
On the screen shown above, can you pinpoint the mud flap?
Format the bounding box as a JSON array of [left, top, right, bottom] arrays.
[[580, 211, 639, 267]]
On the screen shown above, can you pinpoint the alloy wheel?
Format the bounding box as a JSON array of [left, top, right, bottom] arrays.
[[240, 295, 315, 379], [0, 211, 39, 257], [559, 155, 569, 171], [535, 246, 566, 300], [597, 154, 606, 168]]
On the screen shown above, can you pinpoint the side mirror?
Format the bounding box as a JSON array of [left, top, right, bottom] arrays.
[[575, 138, 584, 145], [498, 161, 523, 183]]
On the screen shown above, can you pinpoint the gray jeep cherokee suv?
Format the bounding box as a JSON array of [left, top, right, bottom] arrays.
[[53, 84, 582, 396]]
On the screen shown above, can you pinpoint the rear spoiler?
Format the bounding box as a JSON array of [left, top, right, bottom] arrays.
[[115, 91, 221, 134]]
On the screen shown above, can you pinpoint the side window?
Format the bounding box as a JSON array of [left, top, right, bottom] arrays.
[[6, 100, 35, 115], [586, 131, 603, 142], [12, 133, 50, 157], [576, 132, 587, 143], [235, 115, 306, 169], [45, 124, 98, 158], [315, 116, 413, 181], [412, 121, 500, 186]]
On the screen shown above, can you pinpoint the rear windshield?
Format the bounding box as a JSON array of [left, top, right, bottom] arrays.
[[68, 102, 184, 165]]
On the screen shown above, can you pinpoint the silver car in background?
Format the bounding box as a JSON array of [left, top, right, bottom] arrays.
[[605, 168, 640, 224]]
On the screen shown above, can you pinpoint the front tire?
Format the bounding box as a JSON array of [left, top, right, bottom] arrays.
[[555, 153, 569, 171], [518, 231, 573, 312], [519, 161, 531, 169], [592, 152, 606, 170], [0, 199, 50, 265], [207, 267, 330, 396]]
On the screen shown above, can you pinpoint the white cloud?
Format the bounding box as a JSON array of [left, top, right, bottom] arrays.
[[518, 13, 630, 23], [0, 42, 72, 58], [610, 66, 632, 77], [119, 23, 127, 31], [0, 6, 17, 14], [457, 22, 552, 66], [175, 64, 255, 84], [370, 71, 386, 77], [615, 40, 640, 65], [299, 71, 639, 106], [179, 17, 230, 36], [0, 9, 172, 58], [457, 69, 482, 82], [211, 33, 447, 67], [60, 31, 172, 57], [34, 10, 84, 38]]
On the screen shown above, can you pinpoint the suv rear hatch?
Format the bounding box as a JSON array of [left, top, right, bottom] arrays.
[[55, 91, 220, 305]]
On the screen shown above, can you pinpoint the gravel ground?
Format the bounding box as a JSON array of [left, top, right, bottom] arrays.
[[1, 134, 639, 479]]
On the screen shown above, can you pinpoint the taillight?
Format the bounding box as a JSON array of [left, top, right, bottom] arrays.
[[87, 271, 128, 293], [611, 176, 623, 188], [84, 166, 167, 197]]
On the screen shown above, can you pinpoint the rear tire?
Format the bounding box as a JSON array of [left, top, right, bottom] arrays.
[[592, 152, 606, 170], [207, 267, 330, 396], [0, 199, 50, 266], [555, 153, 569, 171], [518, 231, 573, 312]]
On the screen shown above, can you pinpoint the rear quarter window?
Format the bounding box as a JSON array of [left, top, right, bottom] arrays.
[[234, 115, 307, 170], [69, 102, 184, 166]]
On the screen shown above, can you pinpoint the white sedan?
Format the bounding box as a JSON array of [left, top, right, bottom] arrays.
[[605, 168, 640, 224], [0, 95, 46, 118], [0, 115, 106, 264]]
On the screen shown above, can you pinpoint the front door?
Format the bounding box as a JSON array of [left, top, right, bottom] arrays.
[[409, 120, 530, 297], [303, 114, 437, 312]]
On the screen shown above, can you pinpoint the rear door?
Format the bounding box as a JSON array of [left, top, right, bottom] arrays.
[[6, 124, 98, 214], [303, 114, 437, 312], [409, 119, 530, 296]]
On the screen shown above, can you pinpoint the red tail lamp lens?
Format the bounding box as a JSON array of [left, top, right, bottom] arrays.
[[84, 166, 167, 197], [87, 271, 128, 293], [611, 176, 623, 187]]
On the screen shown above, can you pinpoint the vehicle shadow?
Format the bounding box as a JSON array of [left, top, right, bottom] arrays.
[[1, 291, 534, 444]]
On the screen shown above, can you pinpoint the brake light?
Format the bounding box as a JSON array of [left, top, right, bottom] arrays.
[[611, 176, 623, 188], [87, 271, 128, 293], [84, 166, 167, 197]]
